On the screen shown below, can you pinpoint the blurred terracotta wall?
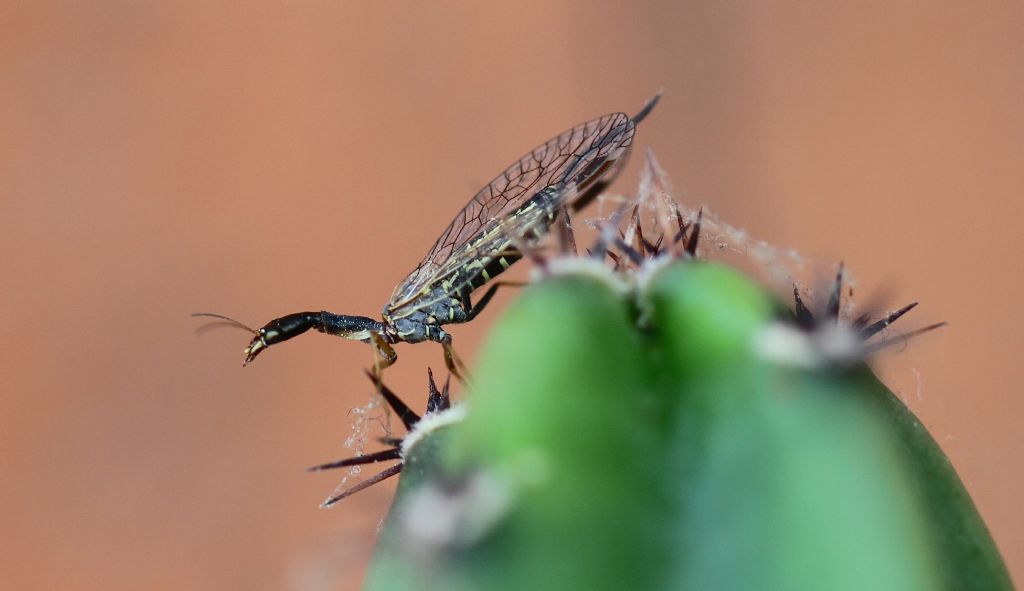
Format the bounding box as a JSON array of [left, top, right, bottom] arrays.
[[1, 2, 1021, 589]]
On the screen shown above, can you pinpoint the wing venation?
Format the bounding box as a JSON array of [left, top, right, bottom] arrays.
[[388, 110, 638, 309]]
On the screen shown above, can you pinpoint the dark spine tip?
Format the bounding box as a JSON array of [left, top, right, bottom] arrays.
[[426, 367, 444, 414], [860, 301, 920, 340], [440, 374, 451, 410], [825, 263, 844, 323], [684, 208, 702, 257], [852, 311, 873, 330], [644, 234, 664, 256], [636, 223, 649, 259], [306, 447, 402, 472], [863, 321, 948, 355], [613, 237, 645, 265], [627, 204, 643, 256], [671, 202, 687, 244], [425, 367, 452, 414], [793, 286, 816, 329], [364, 370, 421, 430], [589, 241, 608, 262], [320, 464, 404, 507]]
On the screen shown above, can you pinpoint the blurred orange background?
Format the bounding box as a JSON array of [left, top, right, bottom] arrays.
[[2, 2, 1021, 589]]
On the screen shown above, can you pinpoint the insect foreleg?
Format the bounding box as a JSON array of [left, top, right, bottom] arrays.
[[369, 332, 398, 376]]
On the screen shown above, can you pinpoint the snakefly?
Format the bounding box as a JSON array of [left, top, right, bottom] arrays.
[[200, 94, 660, 373]]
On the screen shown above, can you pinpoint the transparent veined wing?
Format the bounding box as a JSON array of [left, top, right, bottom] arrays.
[[388, 110, 638, 308]]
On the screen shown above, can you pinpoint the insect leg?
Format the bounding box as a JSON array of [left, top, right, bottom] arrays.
[[442, 343, 471, 386], [465, 280, 526, 322], [555, 205, 577, 256], [369, 332, 398, 377]]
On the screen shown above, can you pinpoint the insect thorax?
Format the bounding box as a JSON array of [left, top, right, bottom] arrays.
[[383, 286, 464, 344]]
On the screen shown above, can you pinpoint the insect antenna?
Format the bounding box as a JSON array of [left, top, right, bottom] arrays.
[[190, 312, 259, 336]]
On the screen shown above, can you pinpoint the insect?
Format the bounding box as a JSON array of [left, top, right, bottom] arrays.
[[203, 94, 660, 373]]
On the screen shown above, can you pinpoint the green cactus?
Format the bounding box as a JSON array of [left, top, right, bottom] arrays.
[[357, 252, 1011, 590]]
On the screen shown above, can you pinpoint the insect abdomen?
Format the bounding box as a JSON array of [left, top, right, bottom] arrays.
[[468, 251, 522, 292]]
